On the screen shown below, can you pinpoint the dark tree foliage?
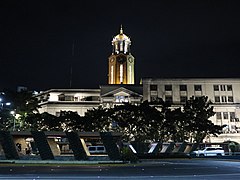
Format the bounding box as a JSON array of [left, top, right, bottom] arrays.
[[58, 111, 86, 131], [183, 96, 222, 143], [25, 112, 59, 131], [84, 106, 113, 132], [83, 97, 221, 143]]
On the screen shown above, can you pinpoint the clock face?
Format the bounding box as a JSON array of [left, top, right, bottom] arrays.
[[110, 58, 114, 62], [128, 57, 133, 63], [117, 56, 126, 63]]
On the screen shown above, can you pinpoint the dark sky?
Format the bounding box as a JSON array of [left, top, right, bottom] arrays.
[[1, 0, 240, 91]]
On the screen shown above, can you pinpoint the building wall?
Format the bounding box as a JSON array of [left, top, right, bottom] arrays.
[[143, 78, 240, 142], [37, 89, 101, 116]]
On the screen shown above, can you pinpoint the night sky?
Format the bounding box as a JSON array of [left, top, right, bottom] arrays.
[[1, 0, 240, 91]]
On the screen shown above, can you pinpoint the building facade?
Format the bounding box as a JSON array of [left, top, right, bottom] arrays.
[[142, 78, 240, 143], [37, 89, 101, 116]]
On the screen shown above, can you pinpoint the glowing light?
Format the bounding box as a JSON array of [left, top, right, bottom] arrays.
[[111, 65, 114, 84], [120, 64, 123, 83]]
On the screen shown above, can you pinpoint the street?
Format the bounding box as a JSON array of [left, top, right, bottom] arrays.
[[0, 159, 240, 179]]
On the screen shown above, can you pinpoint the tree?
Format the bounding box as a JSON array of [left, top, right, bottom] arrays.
[[84, 106, 113, 132], [2, 90, 41, 130], [183, 96, 222, 143]]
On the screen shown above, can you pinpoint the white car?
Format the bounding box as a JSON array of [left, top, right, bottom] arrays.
[[193, 147, 225, 157]]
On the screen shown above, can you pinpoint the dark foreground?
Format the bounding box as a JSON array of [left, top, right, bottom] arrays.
[[0, 159, 240, 179]]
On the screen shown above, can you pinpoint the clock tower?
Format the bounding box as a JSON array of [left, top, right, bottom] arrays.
[[108, 26, 135, 84]]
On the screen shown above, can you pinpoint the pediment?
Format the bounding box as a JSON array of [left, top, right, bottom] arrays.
[[101, 86, 142, 98]]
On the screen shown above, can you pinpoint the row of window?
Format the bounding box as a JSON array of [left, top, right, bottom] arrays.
[[151, 95, 234, 104], [215, 96, 233, 103], [216, 112, 239, 122], [150, 84, 233, 92], [58, 95, 99, 101]]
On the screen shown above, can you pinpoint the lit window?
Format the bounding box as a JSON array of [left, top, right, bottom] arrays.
[[116, 96, 128, 103]]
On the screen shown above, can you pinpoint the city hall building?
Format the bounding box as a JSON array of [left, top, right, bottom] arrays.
[[37, 27, 240, 143]]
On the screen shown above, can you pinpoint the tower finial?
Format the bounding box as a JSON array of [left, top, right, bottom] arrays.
[[120, 24, 123, 34]]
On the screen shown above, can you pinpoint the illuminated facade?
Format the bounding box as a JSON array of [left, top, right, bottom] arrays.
[[143, 78, 240, 143], [108, 26, 135, 84]]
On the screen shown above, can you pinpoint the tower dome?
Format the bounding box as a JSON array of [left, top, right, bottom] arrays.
[[112, 26, 131, 55]]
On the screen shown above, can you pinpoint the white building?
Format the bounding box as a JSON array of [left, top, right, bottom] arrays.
[[142, 78, 240, 143], [37, 89, 101, 116]]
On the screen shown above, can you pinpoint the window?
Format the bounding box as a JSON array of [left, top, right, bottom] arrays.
[[165, 96, 173, 103], [216, 112, 222, 120], [221, 96, 227, 102], [194, 85, 202, 91], [180, 96, 187, 104], [180, 85, 187, 91], [214, 96, 220, 103], [227, 85, 232, 91], [220, 85, 226, 91], [150, 85, 157, 91], [230, 112, 235, 122], [165, 85, 172, 91], [228, 96, 234, 102], [213, 85, 219, 91], [223, 112, 228, 119], [116, 96, 128, 102]]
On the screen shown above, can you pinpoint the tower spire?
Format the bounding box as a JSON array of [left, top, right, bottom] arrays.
[[120, 24, 123, 34]]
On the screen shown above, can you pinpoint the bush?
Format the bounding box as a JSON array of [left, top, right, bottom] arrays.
[[121, 147, 138, 163]]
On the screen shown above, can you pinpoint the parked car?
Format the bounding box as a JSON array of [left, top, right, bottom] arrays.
[[192, 147, 225, 157]]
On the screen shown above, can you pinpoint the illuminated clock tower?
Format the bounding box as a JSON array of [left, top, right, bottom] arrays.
[[108, 26, 135, 84]]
